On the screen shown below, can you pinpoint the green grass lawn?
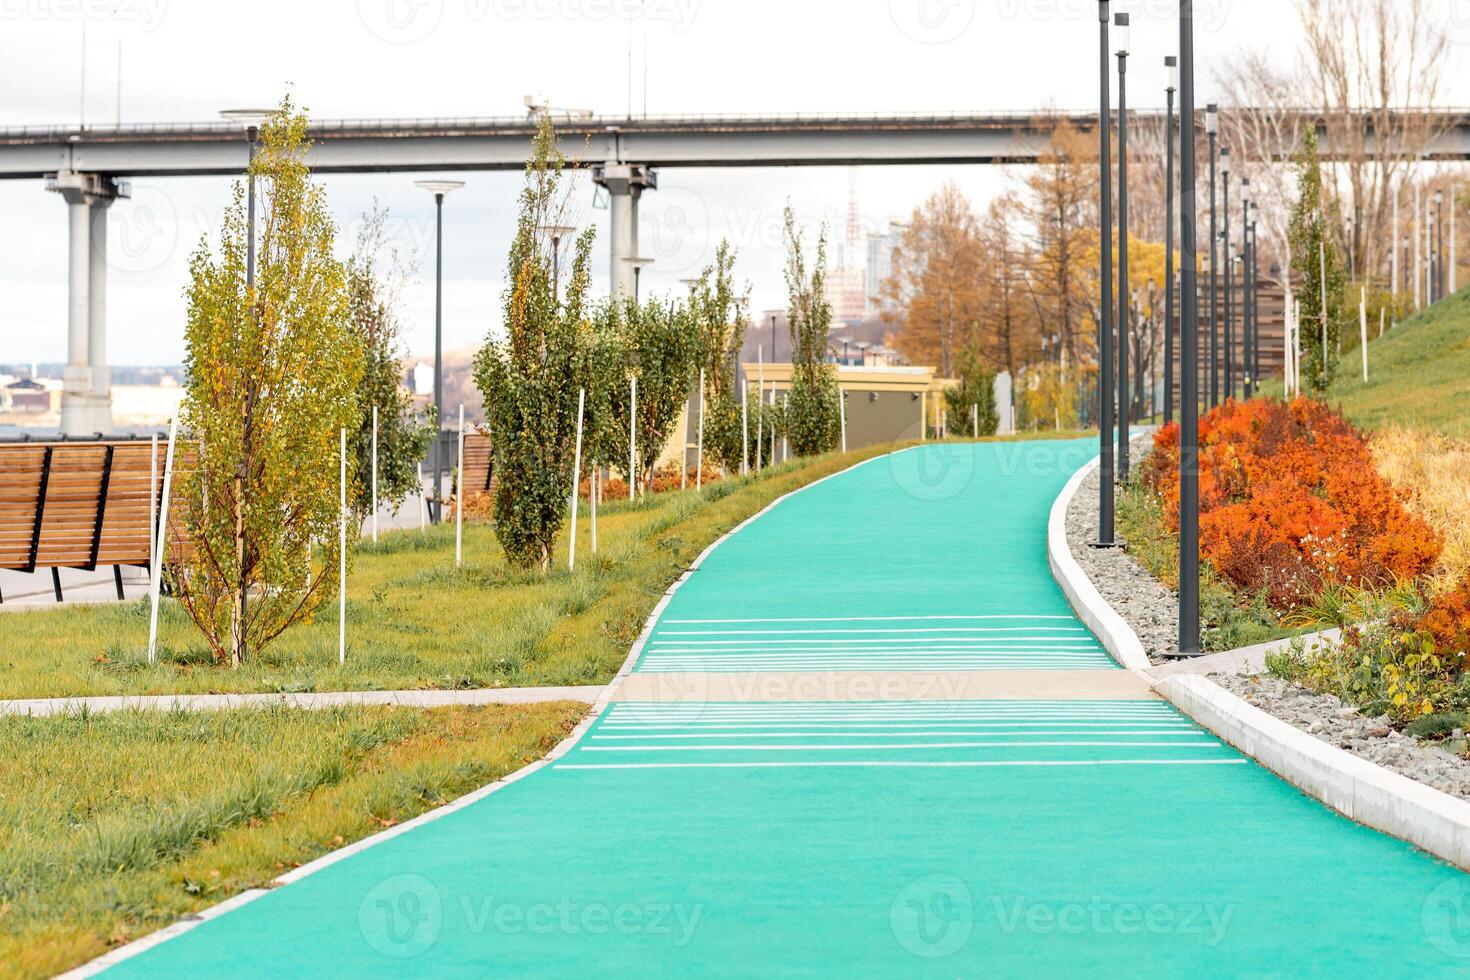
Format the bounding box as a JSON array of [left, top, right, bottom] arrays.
[[0, 448, 898, 700], [1288, 285, 1470, 436], [0, 701, 585, 979]]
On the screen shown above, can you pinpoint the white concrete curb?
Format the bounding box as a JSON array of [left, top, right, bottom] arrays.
[[1046, 452, 1150, 672], [1157, 673, 1470, 871], [66, 447, 904, 977], [1044, 448, 1470, 872]]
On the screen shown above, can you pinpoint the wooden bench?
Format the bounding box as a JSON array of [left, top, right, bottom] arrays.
[[0, 440, 191, 603]]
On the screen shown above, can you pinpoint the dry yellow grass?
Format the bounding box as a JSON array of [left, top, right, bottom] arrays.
[[1371, 426, 1470, 594]]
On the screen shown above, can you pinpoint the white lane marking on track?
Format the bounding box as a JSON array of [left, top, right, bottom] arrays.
[[653, 627, 1092, 637], [647, 638, 1103, 647], [583, 740, 1220, 751], [660, 615, 1080, 624], [591, 729, 1201, 739], [557, 759, 1251, 770]]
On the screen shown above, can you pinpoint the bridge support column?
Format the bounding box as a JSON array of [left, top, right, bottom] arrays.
[[592, 162, 656, 298], [47, 172, 127, 436]]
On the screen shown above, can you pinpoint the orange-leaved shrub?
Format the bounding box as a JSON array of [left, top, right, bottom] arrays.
[[1418, 578, 1470, 663], [1143, 397, 1440, 610]]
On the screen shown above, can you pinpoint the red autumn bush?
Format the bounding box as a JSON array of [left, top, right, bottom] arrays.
[[1144, 398, 1441, 610], [1419, 579, 1470, 661]]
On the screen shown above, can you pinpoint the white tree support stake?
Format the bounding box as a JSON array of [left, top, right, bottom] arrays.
[[628, 376, 638, 500], [920, 390, 927, 442], [839, 388, 847, 453], [339, 425, 347, 665], [696, 368, 705, 490], [591, 465, 599, 554], [455, 404, 465, 568], [972, 403, 979, 439], [371, 404, 379, 543], [416, 461, 427, 531], [148, 433, 158, 573], [568, 387, 585, 570], [146, 416, 178, 664], [756, 347, 764, 473], [1359, 287, 1369, 381], [741, 379, 749, 476], [680, 396, 688, 490]]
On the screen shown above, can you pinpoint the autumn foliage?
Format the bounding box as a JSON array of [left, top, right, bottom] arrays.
[[1143, 398, 1440, 609]]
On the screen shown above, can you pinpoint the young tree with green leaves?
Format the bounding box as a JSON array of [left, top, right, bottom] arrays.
[[474, 117, 596, 572], [346, 205, 434, 522], [178, 97, 364, 667], [689, 240, 750, 473], [782, 206, 841, 456], [599, 294, 700, 490], [944, 348, 999, 436], [1288, 127, 1346, 396]]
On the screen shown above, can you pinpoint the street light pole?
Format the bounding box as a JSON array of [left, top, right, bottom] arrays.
[[1249, 205, 1261, 388], [414, 180, 465, 523], [1205, 104, 1219, 410], [1117, 11, 1128, 478], [1093, 0, 1116, 547], [1164, 55, 1177, 426], [1177, 0, 1201, 655], [1221, 149, 1232, 399]]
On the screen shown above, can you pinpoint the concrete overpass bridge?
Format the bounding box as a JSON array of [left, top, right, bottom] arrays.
[[5, 108, 1468, 433]]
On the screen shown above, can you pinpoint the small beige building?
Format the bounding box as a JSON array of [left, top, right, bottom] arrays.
[[742, 363, 955, 450]]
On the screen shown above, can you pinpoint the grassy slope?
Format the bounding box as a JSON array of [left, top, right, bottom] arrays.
[[0, 702, 585, 979], [0, 447, 894, 699], [1321, 286, 1470, 436]]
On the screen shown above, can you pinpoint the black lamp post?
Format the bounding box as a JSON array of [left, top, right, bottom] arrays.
[[1220, 149, 1232, 399], [1240, 178, 1251, 395], [1116, 12, 1131, 478], [1205, 104, 1219, 410], [414, 179, 466, 523], [1177, 0, 1201, 655], [1164, 55, 1178, 425], [1093, 0, 1116, 547], [1249, 204, 1261, 389]]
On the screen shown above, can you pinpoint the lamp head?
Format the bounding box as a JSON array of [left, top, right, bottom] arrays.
[[1205, 103, 1219, 136], [1114, 12, 1129, 55], [415, 180, 466, 198], [1165, 55, 1178, 92], [1220, 146, 1231, 176], [1097, 0, 1109, 23]]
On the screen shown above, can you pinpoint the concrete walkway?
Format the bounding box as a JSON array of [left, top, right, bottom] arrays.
[[1145, 629, 1342, 681], [0, 685, 603, 717]]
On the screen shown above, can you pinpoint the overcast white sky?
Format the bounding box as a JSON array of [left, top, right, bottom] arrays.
[[1, 0, 1466, 365]]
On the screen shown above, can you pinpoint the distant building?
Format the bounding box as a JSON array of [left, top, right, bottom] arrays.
[[4, 378, 49, 413], [865, 222, 906, 310]]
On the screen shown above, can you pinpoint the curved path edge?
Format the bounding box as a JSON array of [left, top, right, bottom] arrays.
[[63, 447, 910, 978], [1047, 451, 1470, 872], [1045, 452, 1150, 672]]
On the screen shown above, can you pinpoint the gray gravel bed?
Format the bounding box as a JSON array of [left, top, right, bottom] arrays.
[[1064, 463, 1180, 664], [1212, 673, 1470, 801]]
